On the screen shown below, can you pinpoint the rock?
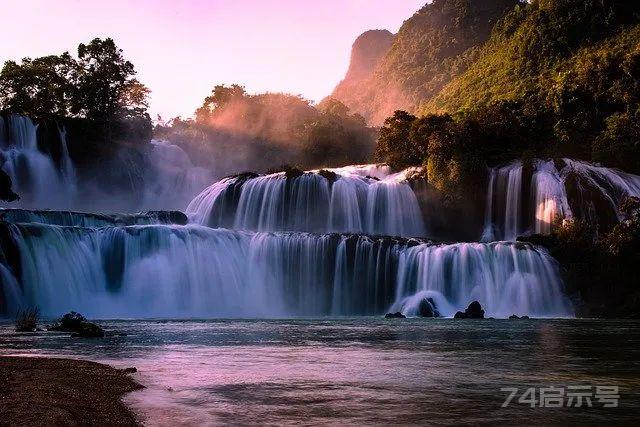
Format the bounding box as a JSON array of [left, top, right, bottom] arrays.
[[47, 311, 86, 331], [317, 169, 339, 184], [453, 301, 485, 319], [418, 297, 440, 318], [122, 367, 137, 374], [48, 311, 105, 338], [509, 314, 519, 319], [521, 315, 530, 320], [384, 312, 406, 319], [70, 321, 105, 338], [0, 169, 19, 202]]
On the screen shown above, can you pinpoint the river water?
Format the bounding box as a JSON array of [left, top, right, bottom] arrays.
[[1, 318, 639, 425]]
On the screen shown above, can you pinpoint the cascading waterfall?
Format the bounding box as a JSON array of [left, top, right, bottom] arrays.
[[0, 115, 77, 208], [0, 209, 187, 227], [482, 159, 640, 241], [0, 221, 572, 318], [186, 164, 426, 237], [140, 140, 212, 210]]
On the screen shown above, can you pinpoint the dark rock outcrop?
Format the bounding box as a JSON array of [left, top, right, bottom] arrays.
[[385, 311, 406, 319], [48, 311, 105, 338], [454, 301, 485, 319], [317, 169, 339, 185], [0, 170, 19, 202], [418, 297, 440, 318]]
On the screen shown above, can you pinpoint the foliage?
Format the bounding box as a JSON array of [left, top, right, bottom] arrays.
[[0, 54, 76, 117], [0, 38, 151, 144], [419, 0, 640, 172], [15, 307, 39, 332], [156, 87, 375, 173], [374, 100, 554, 199], [330, 0, 520, 124], [374, 110, 419, 169]]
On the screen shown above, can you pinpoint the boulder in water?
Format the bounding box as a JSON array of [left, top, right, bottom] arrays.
[[48, 311, 86, 331], [418, 297, 440, 318], [509, 314, 531, 319], [454, 301, 485, 319], [48, 311, 105, 338], [385, 312, 406, 319], [70, 321, 105, 338]]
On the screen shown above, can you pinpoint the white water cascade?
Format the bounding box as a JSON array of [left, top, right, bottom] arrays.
[[482, 159, 640, 241], [0, 115, 77, 208], [186, 164, 426, 238], [0, 220, 572, 318], [140, 140, 212, 211]]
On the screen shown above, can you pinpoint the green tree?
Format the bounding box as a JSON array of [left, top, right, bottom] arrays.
[[0, 53, 77, 117], [373, 110, 420, 169], [73, 38, 149, 124]]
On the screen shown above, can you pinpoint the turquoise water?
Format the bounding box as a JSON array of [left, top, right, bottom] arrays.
[[1, 318, 639, 425]]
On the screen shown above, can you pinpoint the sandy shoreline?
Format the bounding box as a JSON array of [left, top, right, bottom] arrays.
[[0, 356, 143, 426]]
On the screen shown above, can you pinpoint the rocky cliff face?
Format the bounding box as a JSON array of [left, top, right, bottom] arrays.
[[334, 29, 394, 89], [327, 0, 519, 125]]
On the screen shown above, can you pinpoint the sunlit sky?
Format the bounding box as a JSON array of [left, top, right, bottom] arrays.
[[0, 0, 425, 120]]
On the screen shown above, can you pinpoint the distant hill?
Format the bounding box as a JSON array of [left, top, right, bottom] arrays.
[[327, 0, 519, 125]]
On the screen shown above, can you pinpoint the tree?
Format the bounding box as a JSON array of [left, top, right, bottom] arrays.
[[195, 84, 247, 123], [73, 38, 149, 123], [0, 37, 151, 144], [0, 53, 77, 117], [373, 110, 420, 169]]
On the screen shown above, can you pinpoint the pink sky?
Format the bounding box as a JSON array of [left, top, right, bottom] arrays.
[[0, 0, 424, 120]]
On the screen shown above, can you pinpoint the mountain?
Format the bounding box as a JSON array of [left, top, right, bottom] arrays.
[[425, 0, 640, 115], [327, 0, 519, 125]]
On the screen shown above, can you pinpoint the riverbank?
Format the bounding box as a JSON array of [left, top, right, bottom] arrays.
[[0, 356, 143, 426]]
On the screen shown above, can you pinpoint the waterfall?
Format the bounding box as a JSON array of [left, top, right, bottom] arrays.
[[532, 160, 570, 235], [58, 126, 78, 195], [0, 209, 187, 227], [140, 140, 212, 210], [0, 220, 572, 318], [482, 159, 640, 240], [186, 164, 426, 238], [0, 115, 77, 208]]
